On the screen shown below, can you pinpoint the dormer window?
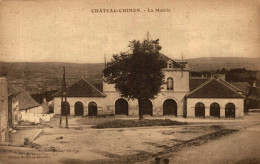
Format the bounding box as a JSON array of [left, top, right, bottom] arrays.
[[167, 77, 173, 90], [167, 60, 173, 68]]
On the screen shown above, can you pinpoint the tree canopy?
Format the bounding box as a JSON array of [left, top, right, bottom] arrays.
[[103, 39, 165, 120]]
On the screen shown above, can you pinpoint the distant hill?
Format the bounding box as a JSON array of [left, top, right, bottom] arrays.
[[0, 62, 104, 93], [0, 57, 259, 93], [187, 57, 260, 71]]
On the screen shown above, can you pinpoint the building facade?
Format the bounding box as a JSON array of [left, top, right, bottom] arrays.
[[53, 54, 245, 119], [0, 76, 9, 142]]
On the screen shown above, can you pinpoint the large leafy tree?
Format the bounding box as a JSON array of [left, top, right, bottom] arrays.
[[103, 39, 165, 120]]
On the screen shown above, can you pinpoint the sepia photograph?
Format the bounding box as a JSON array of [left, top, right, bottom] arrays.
[[0, 0, 260, 163]]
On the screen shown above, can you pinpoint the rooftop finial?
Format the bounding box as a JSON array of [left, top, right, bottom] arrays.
[[146, 31, 152, 41]]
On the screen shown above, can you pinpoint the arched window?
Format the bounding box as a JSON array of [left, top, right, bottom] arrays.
[[115, 98, 128, 116], [74, 101, 84, 116], [167, 77, 173, 90], [195, 102, 205, 117], [225, 103, 235, 118], [210, 103, 220, 118], [88, 102, 97, 116], [163, 99, 177, 116]]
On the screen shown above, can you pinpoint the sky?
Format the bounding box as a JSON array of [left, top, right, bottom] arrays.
[[0, 0, 259, 63]]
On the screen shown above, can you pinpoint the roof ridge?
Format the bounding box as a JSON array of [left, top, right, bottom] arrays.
[[186, 78, 214, 97], [17, 89, 41, 110], [218, 79, 242, 92], [186, 78, 245, 98], [7, 83, 20, 96], [22, 90, 40, 105], [159, 53, 182, 68], [82, 78, 106, 96], [52, 78, 106, 97], [216, 79, 245, 98], [52, 78, 83, 97]]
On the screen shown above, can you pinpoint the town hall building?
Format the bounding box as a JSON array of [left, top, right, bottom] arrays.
[[53, 54, 245, 119]]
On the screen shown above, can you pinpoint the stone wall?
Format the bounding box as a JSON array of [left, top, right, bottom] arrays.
[[0, 76, 9, 142]]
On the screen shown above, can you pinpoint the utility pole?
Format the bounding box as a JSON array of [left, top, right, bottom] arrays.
[[64, 67, 68, 128], [59, 68, 64, 128], [59, 66, 68, 128]]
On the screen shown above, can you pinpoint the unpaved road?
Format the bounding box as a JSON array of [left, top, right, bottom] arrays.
[[142, 123, 260, 164], [1, 113, 260, 164]]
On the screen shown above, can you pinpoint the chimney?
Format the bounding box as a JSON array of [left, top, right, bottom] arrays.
[[252, 81, 256, 87], [82, 74, 88, 79]]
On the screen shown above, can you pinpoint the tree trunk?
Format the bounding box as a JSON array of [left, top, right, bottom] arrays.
[[138, 98, 144, 121]]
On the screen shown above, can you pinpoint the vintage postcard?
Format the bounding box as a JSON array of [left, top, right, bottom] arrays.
[[0, 0, 259, 163]]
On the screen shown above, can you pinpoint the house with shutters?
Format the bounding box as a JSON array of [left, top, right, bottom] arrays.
[[52, 54, 245, 119]]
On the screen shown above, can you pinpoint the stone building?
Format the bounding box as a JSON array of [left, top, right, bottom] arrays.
[[53, 79, 107, 116], [7, 83, 20, 127], [0, 76, 9, 142], [53, 54, 245, 119], [186, 78, 245, 118]]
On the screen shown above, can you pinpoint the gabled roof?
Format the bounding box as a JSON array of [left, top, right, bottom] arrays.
[[8, 83, 20, 96], [53, 79, 106, 97], [158, 54, 183, 68], [189, 77, 209, 91], [231, 82, 250, 96], [14, 90, 41, 110], [217, 79, 241, 92], [186, 78, 245, 99], [82, 77, 103, 92]]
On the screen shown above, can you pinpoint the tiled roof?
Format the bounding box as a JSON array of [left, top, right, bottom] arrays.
[[189, 77, 209, 91], [248, 87, 260, 100], [8, 83, 20, 96], [186, 78, 245, 99], [217, 79, 241, 92], [82, 77, 103, 92], [158, 54, 183, 68], [14, 90, 41, 110], [53, 79, 106, 97], [231, 82, 250, 96]]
